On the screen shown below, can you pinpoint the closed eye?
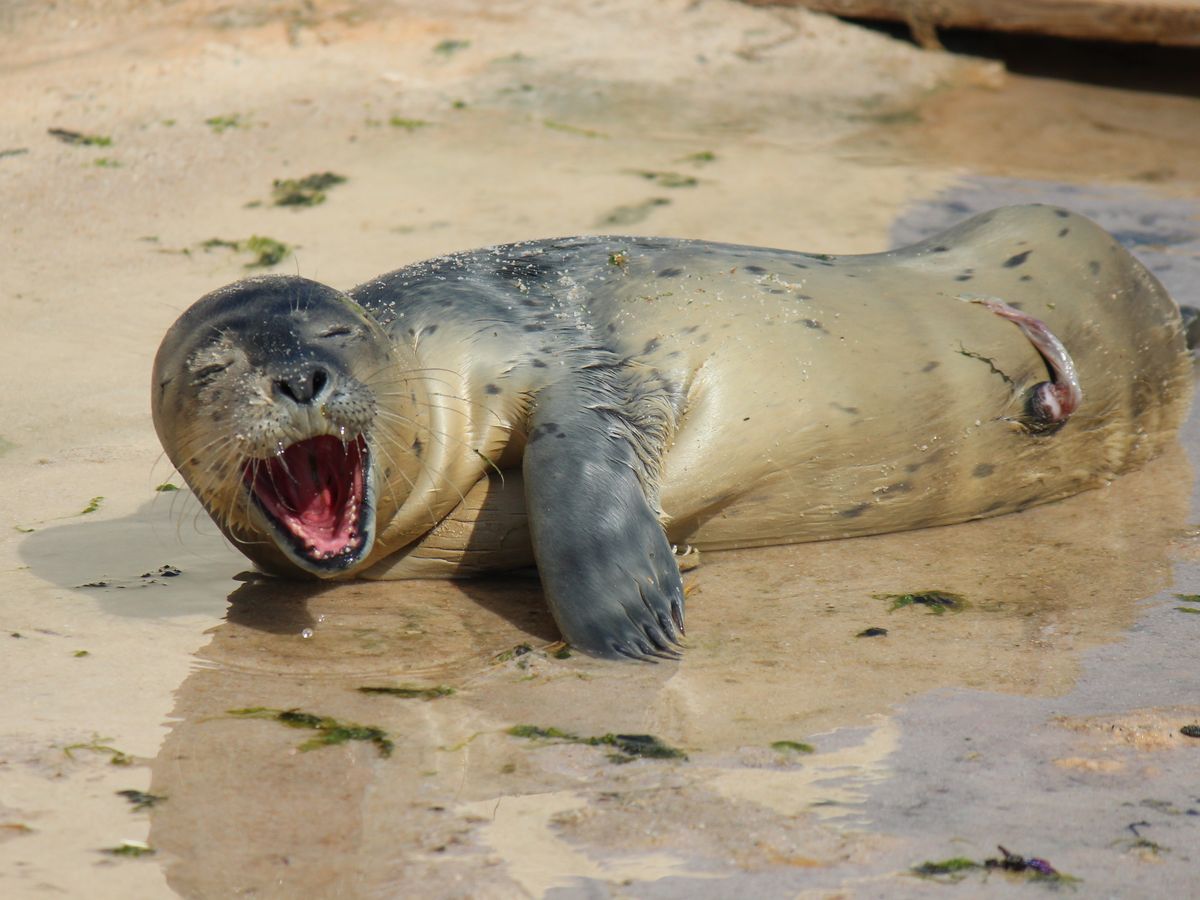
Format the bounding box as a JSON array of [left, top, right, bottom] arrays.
[[319, 325, 355, 339], [193, 362, 230, 384]]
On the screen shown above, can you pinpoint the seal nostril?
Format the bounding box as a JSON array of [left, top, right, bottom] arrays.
[[311, 368, 328, 398], [276, 366, 330, 405]]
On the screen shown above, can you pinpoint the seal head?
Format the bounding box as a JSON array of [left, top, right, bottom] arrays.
[[152, 276, 428, 578]]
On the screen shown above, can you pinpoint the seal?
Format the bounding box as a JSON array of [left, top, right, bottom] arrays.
[[153, 204, 1192, 659]]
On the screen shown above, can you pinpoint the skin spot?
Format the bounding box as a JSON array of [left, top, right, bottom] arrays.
[[412, 438, 423, 456], [973, 463, 995, 478], [529, 422, 560, 443], [881, 481, 912, 494], [1004, 250, 1032, 268], [211, 412, 224, 423], [922, 361, 939, 373], [681, 325, 700, 334], [768, 288, 786, 295], [1054, 208, 1070, 218], [831, 402, 859, 415], [1058, 227, 1070, 238], [531, 358, 547, 368], [802, 319, 823, 329], [744, 265, 767, 274], [523, 323, 543, 333], [606, 324, 617, 334], [931, 245, 949, 253], [840, 502, 870, 519], [791, 262, 809, 270], [1019, 275, 1033, 282], [1088, 260, 1101, 275], [485, 383, 501, 395], [658, 267, 683, 279], [424, 324, 438, 335], [642, 338, 660, 354], [955, 269, 974, 282]]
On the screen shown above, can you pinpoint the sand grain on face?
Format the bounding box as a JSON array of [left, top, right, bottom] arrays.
[[3, 1, 1200, 897]]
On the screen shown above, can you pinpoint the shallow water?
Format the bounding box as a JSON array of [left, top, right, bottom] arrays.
[[2, 1, 1200, 897]]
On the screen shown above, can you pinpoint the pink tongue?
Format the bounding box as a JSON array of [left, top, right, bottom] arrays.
[[248, 436, 364, 556]]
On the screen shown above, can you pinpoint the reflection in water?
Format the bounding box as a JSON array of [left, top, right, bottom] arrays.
[[146, 442, 1190, 895]]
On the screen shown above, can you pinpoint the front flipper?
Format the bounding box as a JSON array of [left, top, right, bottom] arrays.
[[523, 380, 684, 660]]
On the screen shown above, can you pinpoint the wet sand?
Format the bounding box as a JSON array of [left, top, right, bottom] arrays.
[[2, 1, 1199, 896]]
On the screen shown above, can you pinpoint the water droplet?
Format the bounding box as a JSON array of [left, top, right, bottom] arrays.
[[300, 627, 314, 639]]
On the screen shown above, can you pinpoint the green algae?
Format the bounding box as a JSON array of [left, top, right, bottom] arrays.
[[229, 707, 394, 757], [507, 724, 686, 762], [877, 590, 966, 615], [358, 685, 455, 700], [271, 172, 347, 206]]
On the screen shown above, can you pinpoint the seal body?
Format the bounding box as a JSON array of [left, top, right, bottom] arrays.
[[153, 205, 1192, 658]]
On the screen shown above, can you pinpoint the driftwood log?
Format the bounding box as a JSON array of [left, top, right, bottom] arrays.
[[742, 0, 1200, 48]]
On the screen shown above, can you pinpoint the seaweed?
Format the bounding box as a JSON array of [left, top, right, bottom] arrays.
[[608, 251, 628, 268], [506, 724, 686, 762], [48, 128, 111, 147], [242, 235, 291, 267], [228, 707, 394, 757], [596, 197, 670, 227], [913, 846, 1074, 884], [877, 590, 965, 615], [629, 170, 698, 188], [80, 496, 104, 515], [388, 117, 430, 131], [154, 483, 180, 492], [139, 566, 180, 579], [543, 119, 607, 139], [202, 235, 292, 267], [0, 148, 29, 159], [493, 642, 534, 663], [434, 39, 471, 56], [507, 725, 575, 740], [93, 157, 121, 168], [984, 846, 1067, 880], [358, 685, 455, 700], [63, 737, 133, 766], [1173, 593, 1200, 603], [1175, 606, 1200, 615], [116, 790, 166, 811], [271, 172, 347, 207], [204, 114, 243, 133], [679, 150, 716, 165], [102, 840, 155, 858], [912, 857, 979, 878], [770, 740, 814, 754], [73, 650, 89, 658]]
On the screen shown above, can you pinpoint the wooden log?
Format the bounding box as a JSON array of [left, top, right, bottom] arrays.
[[742, 0, 1200, 48]]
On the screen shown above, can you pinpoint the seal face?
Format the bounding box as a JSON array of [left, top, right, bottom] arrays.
[[153, 205, 1192, 659], [153, 278, 430, 578]]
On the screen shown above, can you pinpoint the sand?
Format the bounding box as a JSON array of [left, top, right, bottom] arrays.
[[2, 1, 1199, 896]]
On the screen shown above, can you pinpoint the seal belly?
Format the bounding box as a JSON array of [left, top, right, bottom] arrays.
[[645, 205, 1190, 549]]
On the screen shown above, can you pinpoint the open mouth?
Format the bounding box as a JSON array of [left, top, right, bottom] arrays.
[[243, 434, 374, 572]]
